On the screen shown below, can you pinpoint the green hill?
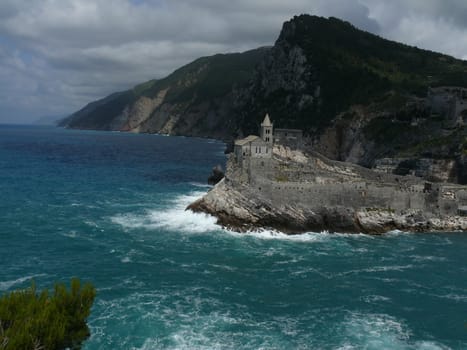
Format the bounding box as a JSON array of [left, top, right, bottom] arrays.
[[59, 48, 269, 135], [61, 15, 466, 137], [237, 15, 466, 133], [60, 14, 467, 182]]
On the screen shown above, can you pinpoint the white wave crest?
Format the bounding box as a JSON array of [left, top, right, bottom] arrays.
[[361, 295, 391, 303], [225, 228, 333, 242], [384, 230, 411, 236], [337, 313, 450, 350], [111, 191, 220, 234], [410, 255, 447, 263], [339, 265, 414, 276], [189, 182, 212, 189], [226, 228, 376, 243], [0, 274, 47, 291]]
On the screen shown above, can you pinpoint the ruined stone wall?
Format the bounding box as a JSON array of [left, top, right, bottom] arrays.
[[274, 129, 303, 149], [226, 144, 467, 218], [236, 155, 467, 217], [248, 177, 436, 214]]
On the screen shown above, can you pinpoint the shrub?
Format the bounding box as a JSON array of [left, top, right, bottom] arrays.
[[0, 278, 95, 350]]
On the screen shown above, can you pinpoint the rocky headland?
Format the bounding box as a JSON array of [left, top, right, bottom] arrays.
[[188, 145, 467, 234]]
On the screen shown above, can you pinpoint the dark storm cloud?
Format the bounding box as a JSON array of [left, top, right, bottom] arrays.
[[0, 0, 465, 124]]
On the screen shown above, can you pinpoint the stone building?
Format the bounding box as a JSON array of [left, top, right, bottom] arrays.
[[427, 86, 467, 126], [274, 128, 303, 149], [234, 114, 275, 166], [234, 113, 303, 165], [228, 113, 467, 220], [259, 113, 273, 146]]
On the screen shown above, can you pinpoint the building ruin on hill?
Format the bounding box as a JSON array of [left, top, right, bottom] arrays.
[[427, 86, 467, 126]]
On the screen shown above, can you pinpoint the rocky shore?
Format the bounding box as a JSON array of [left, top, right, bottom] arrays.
[[187, 146, 467, 235], [188, 179, 467, 234]]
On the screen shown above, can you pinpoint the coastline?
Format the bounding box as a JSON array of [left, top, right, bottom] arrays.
[[53, 125, 467, 235], [187, 140, 467, 235], [188, 178, 467, 235]]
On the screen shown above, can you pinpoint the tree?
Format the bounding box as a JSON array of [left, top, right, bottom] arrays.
[[0, 278, 96, 350]]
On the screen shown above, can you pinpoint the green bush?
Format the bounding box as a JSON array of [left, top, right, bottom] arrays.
[[0, 278, 96, 350]]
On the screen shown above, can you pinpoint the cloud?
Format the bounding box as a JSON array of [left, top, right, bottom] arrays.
[[0, 0, 465, 123], [362, 0, 467, 58]]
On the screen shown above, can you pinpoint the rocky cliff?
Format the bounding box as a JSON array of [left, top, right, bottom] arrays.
[[188, 147, 467, 234]]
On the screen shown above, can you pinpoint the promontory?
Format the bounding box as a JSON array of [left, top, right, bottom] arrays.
[[188, 115, 467, 234]]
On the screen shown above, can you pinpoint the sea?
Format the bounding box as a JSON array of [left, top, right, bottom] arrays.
[[0, 124, 466, 350]]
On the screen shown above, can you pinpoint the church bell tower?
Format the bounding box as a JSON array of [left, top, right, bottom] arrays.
[[260, 113, 273, 146]]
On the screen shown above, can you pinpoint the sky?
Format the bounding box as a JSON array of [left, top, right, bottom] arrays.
[[0, 0, 466, 124]]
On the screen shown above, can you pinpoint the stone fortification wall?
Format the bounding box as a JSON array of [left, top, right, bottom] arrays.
[[228, 147, 467, 217], [192, 145, 467, 234], [248, 175, 434, 215]]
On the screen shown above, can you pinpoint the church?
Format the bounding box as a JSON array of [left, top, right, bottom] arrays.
[[234, 114, 303, 163]]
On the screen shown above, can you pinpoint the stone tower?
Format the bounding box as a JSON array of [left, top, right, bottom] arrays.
[[260, 113, 273, 146]]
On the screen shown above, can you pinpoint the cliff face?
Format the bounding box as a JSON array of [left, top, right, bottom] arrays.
[[60, 14, 467, 182], [310, 94, 467, 183], [188, 148, 467, 234], [233, 22, 320, 135]]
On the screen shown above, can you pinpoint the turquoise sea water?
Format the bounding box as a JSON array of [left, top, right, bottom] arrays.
[[0, 125, 466, 349]]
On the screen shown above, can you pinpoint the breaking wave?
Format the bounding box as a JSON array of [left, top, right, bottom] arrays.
[[225, 228, 332, 242], [111, 191, 220, 234]]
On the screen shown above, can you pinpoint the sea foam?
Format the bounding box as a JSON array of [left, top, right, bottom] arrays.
[[225, 228, 332, 242], [111, 191, 220, 234], [337, 313, 450, 350]]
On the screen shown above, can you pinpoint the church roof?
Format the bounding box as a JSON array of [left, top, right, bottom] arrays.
[[235, 135, 260, 146], [261, 113, 272, 127]]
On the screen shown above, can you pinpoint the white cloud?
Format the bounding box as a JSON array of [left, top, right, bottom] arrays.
[[362, 0, 467, 57], [0, 0, 465, 123]]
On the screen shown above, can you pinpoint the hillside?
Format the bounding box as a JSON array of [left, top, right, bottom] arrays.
[[60, 14, 467, 182], [59, 48, 269, 139], [237, 15, 466, 132]]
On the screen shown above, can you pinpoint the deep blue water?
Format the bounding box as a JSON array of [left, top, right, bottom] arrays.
[[0, 125, 466, 349]]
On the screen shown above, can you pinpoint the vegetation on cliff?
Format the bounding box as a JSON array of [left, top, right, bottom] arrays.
[[61, 15, 466, 134], [59, 48, 269, 133], [238, 15, 466, 134], [0, 279, 95, 350]]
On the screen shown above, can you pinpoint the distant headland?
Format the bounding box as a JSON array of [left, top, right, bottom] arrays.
[[188, 114, 467, 234]]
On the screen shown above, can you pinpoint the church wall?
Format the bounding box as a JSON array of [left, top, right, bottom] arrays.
[[250, 141, 271, 158]]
